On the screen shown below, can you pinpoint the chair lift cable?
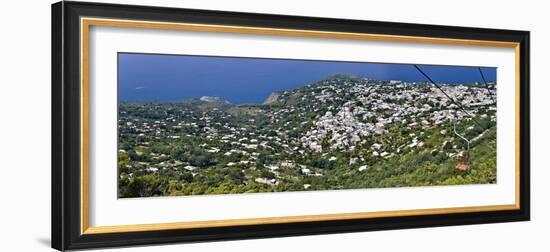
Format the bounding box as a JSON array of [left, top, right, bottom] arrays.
[[413, 65, 482, 127], [478, 67, 496, 105]]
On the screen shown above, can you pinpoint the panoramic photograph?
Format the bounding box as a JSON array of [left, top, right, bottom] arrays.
[[117, 53, 497, 198]]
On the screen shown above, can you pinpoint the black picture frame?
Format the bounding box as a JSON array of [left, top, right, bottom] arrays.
[[52, 1, 530, 251]]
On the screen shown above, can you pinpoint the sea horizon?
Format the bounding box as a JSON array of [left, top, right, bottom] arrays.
[[118, 53, 497, 104]]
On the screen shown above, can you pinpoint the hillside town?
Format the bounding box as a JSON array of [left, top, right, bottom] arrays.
[[118, 75, 497, 197]]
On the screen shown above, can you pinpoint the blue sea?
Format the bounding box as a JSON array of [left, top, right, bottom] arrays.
[[118, 53, 496, 104]]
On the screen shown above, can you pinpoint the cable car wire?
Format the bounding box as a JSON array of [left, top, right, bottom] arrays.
[[478, 67, 496, 105], [413, 65, 482, 127]]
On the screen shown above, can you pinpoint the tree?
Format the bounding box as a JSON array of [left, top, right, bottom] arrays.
[[118, 151, 131, 174]]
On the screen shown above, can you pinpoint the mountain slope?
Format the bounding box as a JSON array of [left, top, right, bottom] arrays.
[[118, 75, 497, 197]]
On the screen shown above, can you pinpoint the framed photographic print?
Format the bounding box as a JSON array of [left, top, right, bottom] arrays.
[[52, 1, 530, 250]]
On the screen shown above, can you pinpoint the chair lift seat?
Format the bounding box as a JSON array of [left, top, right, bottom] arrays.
[[455, 158, 469, 171]]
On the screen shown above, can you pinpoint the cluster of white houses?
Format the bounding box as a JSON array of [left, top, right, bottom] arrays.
[[298, 79, 495, 157]]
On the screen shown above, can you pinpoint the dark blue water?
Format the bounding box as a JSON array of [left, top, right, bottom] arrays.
[[118, 53, 496, 104]]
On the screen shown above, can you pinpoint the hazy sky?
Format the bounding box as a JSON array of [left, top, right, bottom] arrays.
[[118, 53, 496, 104]]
